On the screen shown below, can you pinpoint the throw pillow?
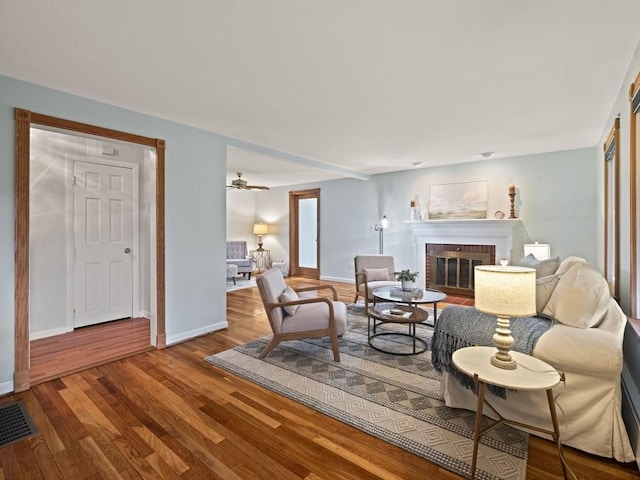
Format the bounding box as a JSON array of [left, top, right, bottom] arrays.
[[363, 267, 391, 281], [535, 274, 562, 313], [279, 286, 300, 316], [541, 263, 610, 328], [519, 254, 561, 278], [555, 256, 587, 276]]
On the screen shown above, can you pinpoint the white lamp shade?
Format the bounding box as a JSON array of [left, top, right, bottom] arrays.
[[523, 243, 551, 260], [474, 266, 536, 317], [253, 223, 269, 235]]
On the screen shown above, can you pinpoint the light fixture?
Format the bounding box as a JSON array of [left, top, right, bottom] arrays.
[[480, 151, 495, 158], [373, 215, 389, 254], [474, 265, 536, 369], [411, 161, 424, 168], [253, 223, 269, 250], [523, 242, 551, 260]]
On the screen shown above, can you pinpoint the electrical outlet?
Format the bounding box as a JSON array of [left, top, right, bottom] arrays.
[[348, 261, 354, 270]]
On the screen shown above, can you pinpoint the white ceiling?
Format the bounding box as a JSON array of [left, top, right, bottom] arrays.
[[2, 1, 640, 189]]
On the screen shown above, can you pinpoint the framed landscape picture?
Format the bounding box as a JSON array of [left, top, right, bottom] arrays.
[[428, 180, 488, 220]]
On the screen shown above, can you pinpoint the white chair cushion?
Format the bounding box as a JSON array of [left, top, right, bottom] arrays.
[[281, 301, 347, 335]]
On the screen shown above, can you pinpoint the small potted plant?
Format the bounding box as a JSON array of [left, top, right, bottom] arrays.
[[397, 269, 419, 291]]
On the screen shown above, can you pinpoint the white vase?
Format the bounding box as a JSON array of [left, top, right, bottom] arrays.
[[401, 279, 413, 291]]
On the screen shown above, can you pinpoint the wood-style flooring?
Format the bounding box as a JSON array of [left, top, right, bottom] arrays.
[[1, 277, 638, 479]]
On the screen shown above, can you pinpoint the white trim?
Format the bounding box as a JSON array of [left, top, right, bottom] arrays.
[[166, 321, 228, 346], [147, 149, 158, 347], [30, 327, 69, 341], [0, 380, 14, 395], [320, 275, 354, 284]]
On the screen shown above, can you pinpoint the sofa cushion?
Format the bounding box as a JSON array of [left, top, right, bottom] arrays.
[[280, 286, 300, 316], [519, 254, 561, 277], [555, 256, 587, 276], [535, 273, 562, 313], [541, 263, 610, 328], [364, 267, 391, 281]]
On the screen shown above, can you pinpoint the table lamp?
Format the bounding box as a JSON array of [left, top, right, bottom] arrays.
[[253, 223, 269, 250], [474, 265, 536, 369]]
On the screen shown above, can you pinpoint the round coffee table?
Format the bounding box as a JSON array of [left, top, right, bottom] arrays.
[[367, 303, 429, 355], [372, 286, 447, 326]]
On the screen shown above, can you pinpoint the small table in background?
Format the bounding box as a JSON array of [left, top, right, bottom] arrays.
[[250, 248, 271, 273], [452, 346, 572, 480]]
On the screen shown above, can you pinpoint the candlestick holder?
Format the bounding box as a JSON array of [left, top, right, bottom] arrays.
[[509, 192, 516, 219]]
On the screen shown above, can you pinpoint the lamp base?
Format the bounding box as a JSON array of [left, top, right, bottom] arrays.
[[491, 315, 517, 370]]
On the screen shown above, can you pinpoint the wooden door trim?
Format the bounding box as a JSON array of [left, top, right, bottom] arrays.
[[630, 71, 640, 319], [13, 108, 166, 392], [289, 188, 320, 278]]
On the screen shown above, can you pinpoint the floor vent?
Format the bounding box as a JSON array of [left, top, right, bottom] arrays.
[[0, 401, 39, 448]]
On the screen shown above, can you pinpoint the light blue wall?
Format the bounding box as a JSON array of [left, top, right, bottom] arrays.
[[261, 147, 598, 282], [0, 75, 228, 391]]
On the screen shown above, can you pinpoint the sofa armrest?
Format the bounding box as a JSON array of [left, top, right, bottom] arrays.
[[533, 324, 623, 376]]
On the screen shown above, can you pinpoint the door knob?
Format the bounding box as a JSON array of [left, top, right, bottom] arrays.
[[124, 248, 131, 253]]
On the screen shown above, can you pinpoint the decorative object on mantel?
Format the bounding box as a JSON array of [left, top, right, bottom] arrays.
[[396, 269, 419, 291], [494, 210, 505, 219], [508, 184, 517, 219], [410, 194, 423, 220], [373, 215, 390, 254], [428, 180, 488, 220]]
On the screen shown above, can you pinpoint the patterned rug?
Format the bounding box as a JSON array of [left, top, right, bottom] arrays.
[[205, 304, 528, 480]]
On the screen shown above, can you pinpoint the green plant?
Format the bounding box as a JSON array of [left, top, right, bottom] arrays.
[[397, 269, 419, 282]]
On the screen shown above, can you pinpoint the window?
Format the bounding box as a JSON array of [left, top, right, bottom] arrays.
[[604, 117, 620, 302]]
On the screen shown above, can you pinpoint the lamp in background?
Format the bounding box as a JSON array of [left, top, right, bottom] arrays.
[[253, 223, 269, 250], [373, 215, 390, 254], [474, 265, 536, 370], [524, 242, 551, 260]]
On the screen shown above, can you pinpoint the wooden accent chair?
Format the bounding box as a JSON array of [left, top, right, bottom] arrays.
[[354, 254, 402, 305], [256, 268, 347, 361]]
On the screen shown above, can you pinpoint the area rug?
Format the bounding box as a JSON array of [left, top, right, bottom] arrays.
[[205, 305, 528, 480], [226, 277, 257, 292]]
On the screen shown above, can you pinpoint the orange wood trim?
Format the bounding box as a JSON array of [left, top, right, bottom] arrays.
[[14, 109, 30, 392], [289, 189, 320, 279], [604, 117, 621, 302], [156, 138, 166, 349], [289, 192, 298, 276], [630, 76, 639, 318], [13, 108, 166, 391]]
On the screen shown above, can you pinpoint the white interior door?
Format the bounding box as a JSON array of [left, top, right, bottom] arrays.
[[73, 161, 134, 328]]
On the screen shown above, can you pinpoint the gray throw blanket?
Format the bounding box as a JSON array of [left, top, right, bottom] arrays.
[[431, 305, 553, 398]]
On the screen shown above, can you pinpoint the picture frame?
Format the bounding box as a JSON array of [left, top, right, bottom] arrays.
[[428, 180, 488, 220]]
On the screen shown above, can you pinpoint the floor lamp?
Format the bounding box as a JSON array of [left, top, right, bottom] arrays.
[[373, 215, 389, 254]]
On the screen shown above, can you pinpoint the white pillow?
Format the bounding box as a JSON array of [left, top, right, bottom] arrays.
[[279, 286, 300, 316], [555, 256, 587, 276], [541, 263, 610, 328], [535, 273, 562, 313], [364, 267, 390, 281]]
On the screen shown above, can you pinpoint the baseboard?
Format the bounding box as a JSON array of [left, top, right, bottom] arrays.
[[622, 364, 640, 470], [0, 379, 14, 395], [319, 275, 354, 284], [165, 321, 228, 346], [29, 326, 69, 341]]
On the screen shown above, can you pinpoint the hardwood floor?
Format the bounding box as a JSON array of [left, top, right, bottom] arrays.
[[1, 277, 638, 479], [30, 318, 152, 386]]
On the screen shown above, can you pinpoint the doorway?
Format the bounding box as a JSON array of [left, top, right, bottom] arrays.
[[14, 108, 166, 392], [289, 189, 320, 278]]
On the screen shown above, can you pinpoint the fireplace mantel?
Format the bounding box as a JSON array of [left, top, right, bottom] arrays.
[[404, 219, 524, 288]]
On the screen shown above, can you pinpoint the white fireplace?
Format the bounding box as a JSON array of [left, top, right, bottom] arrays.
[[405, 219, 524, 288]]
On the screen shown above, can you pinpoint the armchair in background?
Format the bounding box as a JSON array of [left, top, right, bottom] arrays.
[[226, 241, 255, 279], [354, 254, 401, 305]]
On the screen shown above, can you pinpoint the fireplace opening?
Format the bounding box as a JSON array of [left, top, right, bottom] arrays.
[[426, 244, 495, 296]]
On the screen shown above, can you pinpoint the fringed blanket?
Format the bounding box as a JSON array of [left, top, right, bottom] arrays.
[[431, 305, 552, 398]]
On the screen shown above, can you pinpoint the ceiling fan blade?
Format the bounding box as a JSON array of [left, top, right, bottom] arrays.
[[246, 185, 270, 191]]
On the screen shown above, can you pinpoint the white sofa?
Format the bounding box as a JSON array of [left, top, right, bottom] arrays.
[[440, 256, 634, 462]]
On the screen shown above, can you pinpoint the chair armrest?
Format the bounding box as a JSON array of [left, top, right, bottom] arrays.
[[294, 285, 338, 300]]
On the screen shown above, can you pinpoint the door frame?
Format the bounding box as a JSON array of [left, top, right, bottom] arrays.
[[66, 156, 140, 332], [14, 108, 166, 392], [289, 188, 320, 278]]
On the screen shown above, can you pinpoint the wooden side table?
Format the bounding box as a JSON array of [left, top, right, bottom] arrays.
[[452, 346, 573, 480]]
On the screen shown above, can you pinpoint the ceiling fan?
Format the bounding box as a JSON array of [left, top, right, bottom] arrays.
[[226, 172, 270, 191]]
